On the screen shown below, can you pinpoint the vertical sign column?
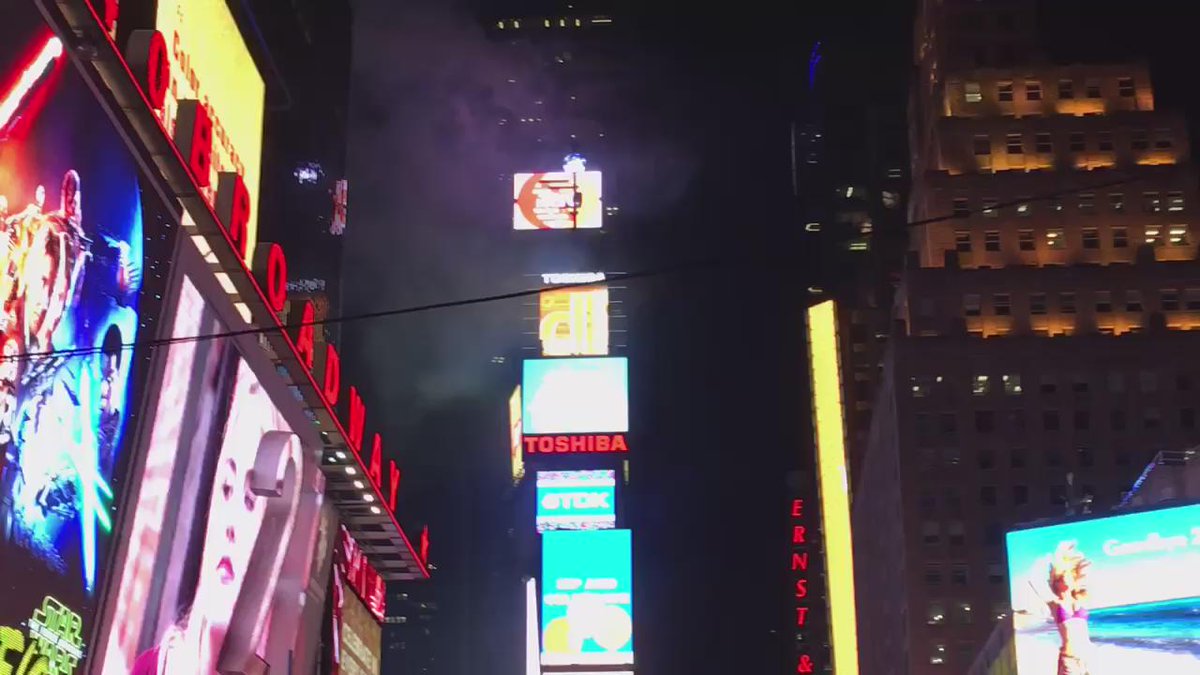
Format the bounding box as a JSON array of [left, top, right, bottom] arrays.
[[790, 498, 815, 673]]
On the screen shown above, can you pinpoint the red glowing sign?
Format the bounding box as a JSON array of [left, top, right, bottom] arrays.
[[790, 498, 816, 673], [338, 525, 386, 623], [522, 433, 629, 455], [71, 0, 422, 575]]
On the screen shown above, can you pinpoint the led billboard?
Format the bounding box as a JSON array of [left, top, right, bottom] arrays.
[[539, 286, 609, 356], [0, 10, 175, 668], [510, 385, 525, 481], [333, 567, 382, 675], [1006, 502, 1200, 674], [522, 357, 628, 435], [513, 171, 602, 230], [99, 267, 321, 675], [536, 470, 616, 532], [541, 529, 633, 666]]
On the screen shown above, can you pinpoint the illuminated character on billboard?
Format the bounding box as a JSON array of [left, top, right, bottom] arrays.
[[1024, 542, 1093, 675], [0, 169, 140, 592]]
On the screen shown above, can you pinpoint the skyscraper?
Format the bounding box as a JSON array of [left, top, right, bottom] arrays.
[[853, 1, 1200, 672]]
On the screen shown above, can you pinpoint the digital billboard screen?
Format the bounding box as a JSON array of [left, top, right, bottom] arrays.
[[539, 286, 609, 356], [513, 171, 602, 230], [536, 470, 616, 532], [522, 357, 628, 435], [333, 566, 382, 675], [100, 269, 318, 674], [0, 9, 176, 669], [1006, 502, 1200, 674], [541, 529, 633, 666]]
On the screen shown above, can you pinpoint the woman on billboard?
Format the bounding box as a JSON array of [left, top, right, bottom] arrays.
[[1025, 542, 1094, 675]]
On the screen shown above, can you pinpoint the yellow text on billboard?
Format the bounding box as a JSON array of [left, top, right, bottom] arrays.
[[156, 0, 265, 266], [539, 286, 609, 356]]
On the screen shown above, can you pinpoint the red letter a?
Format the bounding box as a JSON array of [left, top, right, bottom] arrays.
[[368, 433, 384, 487]]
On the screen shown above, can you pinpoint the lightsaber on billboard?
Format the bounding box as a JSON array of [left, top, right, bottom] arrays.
[[0, 36, 64, 133]]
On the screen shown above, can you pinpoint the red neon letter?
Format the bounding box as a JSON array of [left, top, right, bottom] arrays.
[[539, 437, 554, 453], [323, 344, 341, 405], [217, 172, 252, 260], [792, 526, 806, 544], [252, 242, 287, 313], [174, 100, 212, 188], [796, 655, 814, 673], [795, 607, 809, 626], [597, 435, 610, 452], [420, 525, 430, 564], [388, 461, 401, 512], [293, 300, 315, 370], [347, 386, 366, 454], [791, 499, 804, 518], [124, 30, 168, 111], [523, 437, 538, 455], [795, 579, 808, 599], [612, 434, 628, 452], [570, 436, 586, 452], [791, 552, 809, 571], [368, 434, 383, 487]]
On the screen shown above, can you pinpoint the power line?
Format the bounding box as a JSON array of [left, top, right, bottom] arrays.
[[0, 168, 1153, 363]]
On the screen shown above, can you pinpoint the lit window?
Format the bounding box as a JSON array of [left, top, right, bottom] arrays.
[[1169, 225, 1190, 246], [1078, 192, 1095, 213], [965, 82, 982, 103], [1132, 129, 1149, 150], [954, 603, 975, 626], [1112, 227, 1128, 248], [1126, 291, 1143, 312], [955, 230, 972, 252], [1155, 128, 1173, 149], [1095, 291, 1112, 313], [1146, 226, 1162, 246], [1017, 198, 1032, 215], [1168, 191, 1185, 212], [993, 602, 1011, 622], [1161, 289, 1180, 311], [1046, 229, 1065, 249], [1026, 80, 1042, 101], [1057, 79, 1074, 99], [1086, 80, 1102, 98], [985, 231, 1001, 251], [973, 135, 992, 155], [1118, 77, 1135, 97], [1030, 293, 1047, 315], [927, 602, 946, 625], [998, 81, 1014, 101], [994, 293, 1011, 316], [1098, 132, 1114, 151], [1082, 228, 1099, 249], [1143, 191, 1161, 212], [1060, 292, 1077, 314], [964, 294, 982, 317], [1069, 132, 1086, 152], [982, 199, 998, 217], [973, 375, 991, 396], [911, 377, 930, 397], [930, 644, 947, 666], [953, 198, 970, 217], [1035, 133, 1052, 153], [1006, 133, 1023, 154], [1004, 374, 1023, 394], [1019, 229, 1035, 251], [1109, 192, 1125, 212]]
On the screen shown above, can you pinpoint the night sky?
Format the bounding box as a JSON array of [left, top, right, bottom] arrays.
[[339, 1, 1193, 673]]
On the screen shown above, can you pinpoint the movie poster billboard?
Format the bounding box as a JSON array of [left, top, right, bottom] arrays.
[[1006, 502, 1200, 674], [0, 8, 175, 669], [541, 529, 634, 666], [96, 256, 323, 674]]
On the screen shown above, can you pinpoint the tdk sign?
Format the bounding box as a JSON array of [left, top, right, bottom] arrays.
[[536, 470, 617, 532]]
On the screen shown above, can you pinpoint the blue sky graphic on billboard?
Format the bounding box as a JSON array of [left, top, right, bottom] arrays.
[[522, 357, 628, 434], [0, 9, 176, 668], [536, 470, 616, 532], [541, 529, 633, 666], [1006, 503, 1200, 674]]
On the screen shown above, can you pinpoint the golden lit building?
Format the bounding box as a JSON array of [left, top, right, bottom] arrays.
[[852, 1, 1200, 673]]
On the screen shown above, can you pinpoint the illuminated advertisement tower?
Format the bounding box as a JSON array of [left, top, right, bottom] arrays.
[[509, 155, 635, 675]]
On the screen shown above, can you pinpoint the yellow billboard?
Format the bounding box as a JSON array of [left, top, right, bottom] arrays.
[[339, 582, 382, 675], [539, 286, 609, 356], [509, 385, 524, 482], [805, 300, 860, 675], [155, 0, 265, 266]]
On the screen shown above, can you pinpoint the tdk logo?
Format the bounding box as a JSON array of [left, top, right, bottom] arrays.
[[542, 491, 611, 511]]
